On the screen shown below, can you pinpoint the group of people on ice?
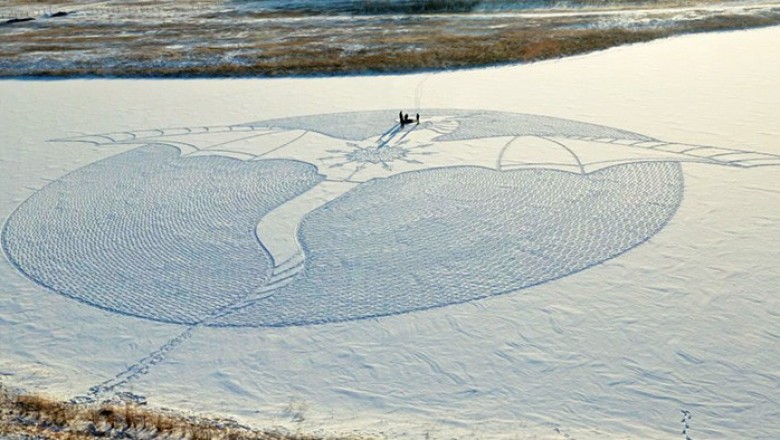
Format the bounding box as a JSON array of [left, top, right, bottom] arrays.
[[400, 111, 420, 126]]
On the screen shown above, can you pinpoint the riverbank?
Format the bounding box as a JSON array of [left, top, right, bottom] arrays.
[[1, 1, 779, 77], [0, 386, 367, 440]]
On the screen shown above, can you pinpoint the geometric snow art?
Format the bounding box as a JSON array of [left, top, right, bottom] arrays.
[[4, 109, 779, 328]]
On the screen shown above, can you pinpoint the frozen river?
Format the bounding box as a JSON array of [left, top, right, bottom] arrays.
[[1, 26, 779, 439]]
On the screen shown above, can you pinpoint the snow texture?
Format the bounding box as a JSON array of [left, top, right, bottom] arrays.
[[1, 26, 779, 440], [254, 109, 656, 142], [220, 161, 683, 326], [3, 111, 683, 327], [2, 145, 323, 324]]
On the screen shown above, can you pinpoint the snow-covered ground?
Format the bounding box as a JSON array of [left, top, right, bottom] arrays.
[[1, 26, 779, 439]]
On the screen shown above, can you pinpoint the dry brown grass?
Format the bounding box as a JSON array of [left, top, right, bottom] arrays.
[[0, 387, 368, 440], [1, 1, 779, 77]]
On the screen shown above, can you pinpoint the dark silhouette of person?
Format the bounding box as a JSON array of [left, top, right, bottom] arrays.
[[404, 113, 412, 124], [399, 111, 404, 125], [416, 113, 420, 125]]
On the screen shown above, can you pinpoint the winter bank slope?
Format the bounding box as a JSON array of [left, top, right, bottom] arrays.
[[1, 26, 779, 439]]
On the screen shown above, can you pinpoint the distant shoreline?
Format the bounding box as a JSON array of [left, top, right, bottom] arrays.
[[2, 1, 780, 78]]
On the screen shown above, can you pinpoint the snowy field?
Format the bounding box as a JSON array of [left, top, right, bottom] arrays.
[[1, 26, 779, 439]]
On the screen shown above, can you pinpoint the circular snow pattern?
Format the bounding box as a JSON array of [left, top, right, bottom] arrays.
[[2, 145, 323, 324], [2, 110, 683, 327], [215, 161, 682, 326]]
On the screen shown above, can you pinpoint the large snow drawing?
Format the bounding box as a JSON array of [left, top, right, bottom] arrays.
[[4, 109, 779, 399], [4, 110, 779, 328]]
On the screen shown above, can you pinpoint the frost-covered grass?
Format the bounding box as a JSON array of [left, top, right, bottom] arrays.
[[0, 386, 366, 440], [2, 0, 780, 77], [2, 4, 779, 77]]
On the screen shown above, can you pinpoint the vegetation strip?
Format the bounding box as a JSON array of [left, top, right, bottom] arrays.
[[1, 1, 780, 77], [0, 386, 368, 440]]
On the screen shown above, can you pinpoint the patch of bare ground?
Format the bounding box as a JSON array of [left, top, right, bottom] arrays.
[[0, 386, 370, 440]]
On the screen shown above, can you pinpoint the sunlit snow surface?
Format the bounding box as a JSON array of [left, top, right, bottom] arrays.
[[3, 110, 691, 327], [1, 27, 779, 440]]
